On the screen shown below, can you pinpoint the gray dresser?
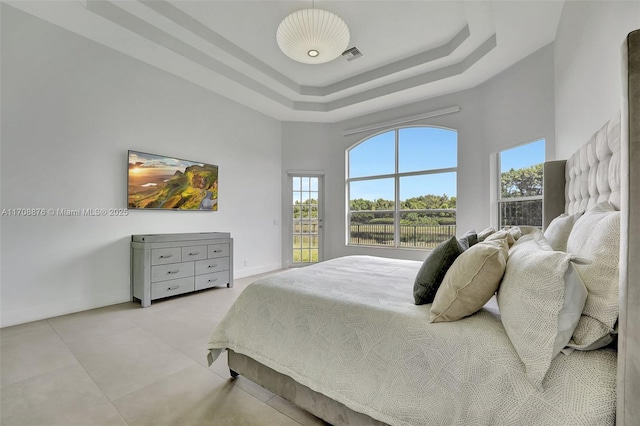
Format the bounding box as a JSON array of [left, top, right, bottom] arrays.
[[131, 232, 233, 307]]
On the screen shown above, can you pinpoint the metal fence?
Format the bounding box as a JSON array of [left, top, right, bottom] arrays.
[[349, 224, 457, 248], [499, 198, 542, 228]]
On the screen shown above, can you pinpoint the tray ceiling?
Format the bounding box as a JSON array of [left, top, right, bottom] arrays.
[[6, 1, 564, 122]]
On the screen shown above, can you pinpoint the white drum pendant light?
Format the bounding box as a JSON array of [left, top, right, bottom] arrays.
[[277, 8, 350, 64]]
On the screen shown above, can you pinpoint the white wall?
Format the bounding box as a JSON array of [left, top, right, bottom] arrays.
[[282, 44, 555, 262], [554, 1, 640, 158], [0, 5, 282, 326]]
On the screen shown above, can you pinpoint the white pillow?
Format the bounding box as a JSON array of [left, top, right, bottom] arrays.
[[555, 263, 588, 355], [544, 212, 582, 252], [497, 234, 587, 389], [526, 228, 554, 251], [566, 202, 620, 350]]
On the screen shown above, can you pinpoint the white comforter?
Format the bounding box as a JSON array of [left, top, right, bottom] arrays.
[[207, 256, 616, 426]]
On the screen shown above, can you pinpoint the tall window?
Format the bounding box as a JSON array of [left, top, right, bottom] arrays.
[[498, 139, 545, 228], [291, 176, 321, 265], [347, 127, 457, 248]]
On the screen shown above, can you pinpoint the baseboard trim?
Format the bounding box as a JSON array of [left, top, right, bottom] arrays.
[[0, 290, 131, 328]]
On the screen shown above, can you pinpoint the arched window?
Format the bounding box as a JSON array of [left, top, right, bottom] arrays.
[[347, 126, 457, 248]]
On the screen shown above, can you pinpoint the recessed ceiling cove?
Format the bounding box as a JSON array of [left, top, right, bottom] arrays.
[[6, 1, 563, 122]]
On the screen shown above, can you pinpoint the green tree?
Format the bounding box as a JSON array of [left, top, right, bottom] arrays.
[[499, 163, 543, 227], [501, 163, 543, 198], [293, 198, 318, 219], [373, 198, 394, 210]]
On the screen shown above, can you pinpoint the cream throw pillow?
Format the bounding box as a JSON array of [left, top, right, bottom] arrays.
[[477, 226, 496, 242], [498, 234, 587, 389], [507, 226, 522, 241], [484, 229, 516, 247], [566, 202, 620, 350], [430, 238, 508, 323], [544, 212, 582, 252]]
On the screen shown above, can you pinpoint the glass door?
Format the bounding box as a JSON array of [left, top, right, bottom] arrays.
[[290, 175, 323, 266]]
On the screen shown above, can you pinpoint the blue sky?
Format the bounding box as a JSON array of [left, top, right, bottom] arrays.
[[500, 139, 545, 172], [349, 128, 544, 201]]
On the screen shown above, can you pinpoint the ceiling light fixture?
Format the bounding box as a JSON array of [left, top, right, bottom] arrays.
[[276, 2, 350, 64]]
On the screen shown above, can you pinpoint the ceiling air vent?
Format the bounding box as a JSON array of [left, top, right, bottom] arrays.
[[342, 46, 363, 61]]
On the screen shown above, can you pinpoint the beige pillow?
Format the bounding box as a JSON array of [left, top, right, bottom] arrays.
[[477, 226, 496, 242], [518, 226, 539, 236], [484, 229, 516, 247], [430, 238, 509, 323], [507, 226, 522, 241]]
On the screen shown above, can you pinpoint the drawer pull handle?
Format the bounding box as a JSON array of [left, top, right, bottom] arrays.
[[167, 270, 180, 274], [208, 278, 218, 283], [213, 249, 223, 253], [189, 252, 200, 256], [159, 254, 173, 259], [167, 285, 180, 291], [208, 264, 218, 268]]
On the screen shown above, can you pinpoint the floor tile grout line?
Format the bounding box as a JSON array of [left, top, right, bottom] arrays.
[[65, 325, 203, 403], [108, 361, 196, 403], [46, 315, 202, 424], [122, 315, 221, 368], [0, 322, 80, 389], [48, 318, 142, 347], [1, 271, 298, 426], [105, 361, 284, 424], [265, 396, 308, 426], [46, 317, 132, 425]]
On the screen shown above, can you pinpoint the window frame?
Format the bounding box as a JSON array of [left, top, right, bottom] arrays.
[[346, 126, 457, 248], [496, 139, 545, 229]]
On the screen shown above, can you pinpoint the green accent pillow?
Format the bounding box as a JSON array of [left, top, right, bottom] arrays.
[[413, 236, 465, 305], [458, 229, 478, 250]]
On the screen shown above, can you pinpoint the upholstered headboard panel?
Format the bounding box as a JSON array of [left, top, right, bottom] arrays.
[[542, 114, 622, 229], [619, 28, 639, 426], [564, 114, 622, 214]]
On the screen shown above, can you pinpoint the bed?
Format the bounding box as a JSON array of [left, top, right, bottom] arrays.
[[207, 30, 640, 426]]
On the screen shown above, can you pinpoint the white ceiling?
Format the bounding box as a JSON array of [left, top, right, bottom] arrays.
[[7, 0, 565, 122]]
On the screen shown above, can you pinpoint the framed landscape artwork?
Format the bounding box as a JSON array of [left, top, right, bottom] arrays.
[[128, 150, 219, 210]]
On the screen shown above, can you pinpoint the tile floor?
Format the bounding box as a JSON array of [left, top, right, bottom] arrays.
[[0, 273, 328, 426]]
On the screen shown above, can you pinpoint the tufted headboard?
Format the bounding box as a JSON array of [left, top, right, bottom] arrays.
[[564, 114, 622, 214], [542, 114, 621, 228]]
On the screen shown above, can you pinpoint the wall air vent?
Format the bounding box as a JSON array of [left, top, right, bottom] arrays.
[[342, 46, 363, 61]]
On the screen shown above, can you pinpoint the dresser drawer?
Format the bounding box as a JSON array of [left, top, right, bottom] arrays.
[[151, 247, 182, 265], [208, 243, 230, 259], [182, 245, 207, 261], [195, 257, 230, 275], [151, 262, 194, 282], [151, 277, 194, 299], [195, 270, 230, 291]]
